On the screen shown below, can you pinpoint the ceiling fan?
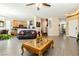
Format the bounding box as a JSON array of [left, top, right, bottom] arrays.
[[25, 3, 51, 11]]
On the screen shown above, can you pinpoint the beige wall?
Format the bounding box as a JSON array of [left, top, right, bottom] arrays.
[[52, 17, 59, 36], [33, 16, 60, 36], [48, 17, 59, 36], [66, 14, 79, 36]]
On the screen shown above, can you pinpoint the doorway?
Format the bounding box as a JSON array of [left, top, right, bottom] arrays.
[[59, 18, 66, 36], [59, 24, 66, 36], [41, 18, 48, 36]]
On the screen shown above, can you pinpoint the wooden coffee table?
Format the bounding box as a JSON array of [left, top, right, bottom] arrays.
[[21, 39, 54, 56]]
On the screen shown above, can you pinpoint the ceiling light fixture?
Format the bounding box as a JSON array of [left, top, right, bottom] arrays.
[[26, 3, 51, 11]]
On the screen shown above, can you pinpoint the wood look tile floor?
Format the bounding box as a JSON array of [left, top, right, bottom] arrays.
[[0, 36, 79, 56]]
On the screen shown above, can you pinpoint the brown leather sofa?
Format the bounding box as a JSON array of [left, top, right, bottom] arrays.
[[0, 30, 8, 34], [17, 30, 37, 39]]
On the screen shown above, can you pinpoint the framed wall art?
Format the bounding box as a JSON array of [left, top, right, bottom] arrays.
[[36, 22, 40, 27]]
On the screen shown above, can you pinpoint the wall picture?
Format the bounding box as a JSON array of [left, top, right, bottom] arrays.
[[36, 22, 40, 27], [30, 20, 33, 25]]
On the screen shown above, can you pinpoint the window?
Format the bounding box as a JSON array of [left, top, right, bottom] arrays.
[[0, 21, 4, 27]]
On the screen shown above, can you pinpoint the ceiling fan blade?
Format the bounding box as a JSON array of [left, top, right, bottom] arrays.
[[26, 3, 35, 6], [43, 3, 51, 7]]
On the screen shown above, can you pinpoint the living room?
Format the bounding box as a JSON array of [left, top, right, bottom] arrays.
[[0, 3, 79, 56]]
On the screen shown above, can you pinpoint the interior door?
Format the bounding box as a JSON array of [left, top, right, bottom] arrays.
[[69, 19, 78, 37]]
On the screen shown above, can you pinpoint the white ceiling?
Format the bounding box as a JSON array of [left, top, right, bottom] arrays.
[[0, 3, 79, 19]]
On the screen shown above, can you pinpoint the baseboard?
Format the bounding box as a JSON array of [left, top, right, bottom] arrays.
[[68, 36, 77, 38]]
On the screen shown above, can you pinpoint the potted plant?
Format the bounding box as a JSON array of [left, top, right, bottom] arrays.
[[0, 34, 12, 40]]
